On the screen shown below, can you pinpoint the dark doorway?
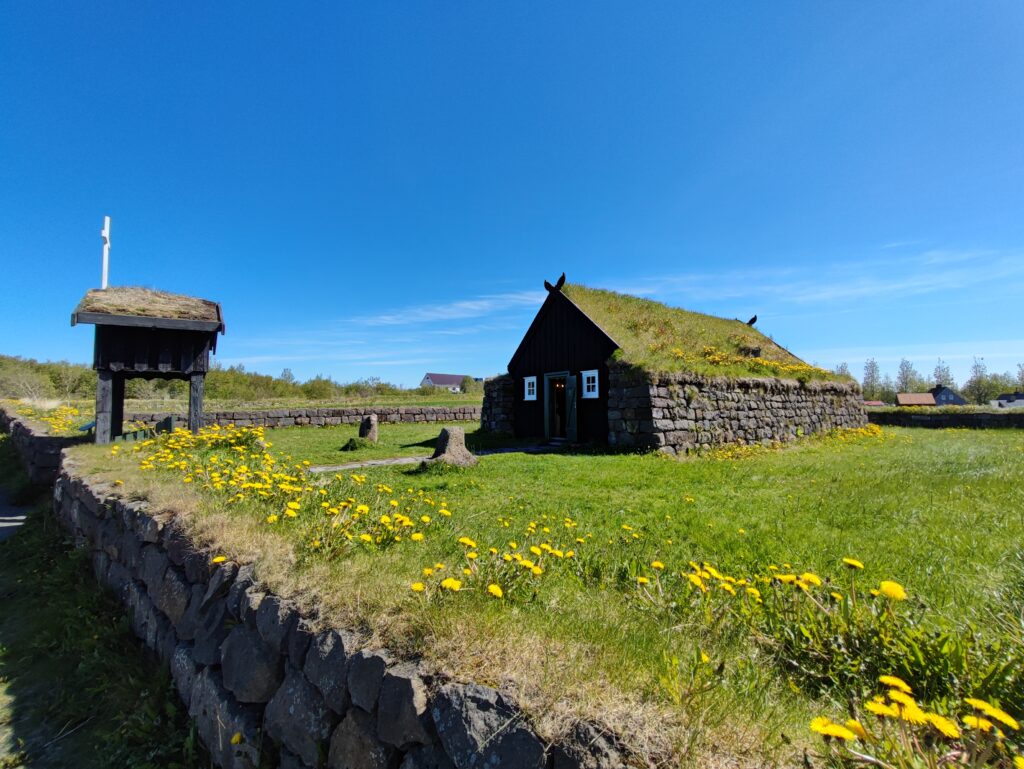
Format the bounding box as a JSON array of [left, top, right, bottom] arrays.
[[544, 372, 578, 441]]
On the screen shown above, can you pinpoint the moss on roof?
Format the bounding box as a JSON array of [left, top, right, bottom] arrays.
[[74, 286, 220, 322], [561, 284, 847, 382]]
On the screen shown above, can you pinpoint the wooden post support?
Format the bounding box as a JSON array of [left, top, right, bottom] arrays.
[[188, 373, 204, 434], [95, 370, 113, 444], [111, 373, 125, 439]]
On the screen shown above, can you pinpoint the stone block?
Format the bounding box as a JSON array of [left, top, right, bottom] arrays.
[[399, 744, 454, 769], [303, 629, 353, 714], [431, 683, 545, 769], [189, 667, 263, 769], [328, 708, 397, 769], [155, 566, 193, 626], [377, 663, 432, 750], [257, 595, 299, 653], [222, 624, 285, 703], [170, 642, 198, 705], [265, 665, 338, 768], [347, 649, 392, 712]]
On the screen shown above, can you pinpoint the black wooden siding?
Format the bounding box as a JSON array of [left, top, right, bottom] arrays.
[[507, 291, 619, 442], [93, 326, 216, 377]]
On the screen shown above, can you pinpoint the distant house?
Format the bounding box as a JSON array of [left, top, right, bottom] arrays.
[[992, 392, 1024, 409], [420, 372, 470, 393], [896, 392, 936, 407], [928, 385, 967, 406]]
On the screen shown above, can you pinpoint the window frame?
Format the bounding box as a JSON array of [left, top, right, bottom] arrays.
[[524, 375, 537, 401], [580, 369, 599, 399]]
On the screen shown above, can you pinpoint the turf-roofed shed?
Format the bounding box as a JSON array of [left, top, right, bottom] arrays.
[[72, 286, 225, 443], [480, 278, 866, 452]]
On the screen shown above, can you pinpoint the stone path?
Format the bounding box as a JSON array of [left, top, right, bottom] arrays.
[[0, 489, 26, 543], [309, 444, 558, 473]]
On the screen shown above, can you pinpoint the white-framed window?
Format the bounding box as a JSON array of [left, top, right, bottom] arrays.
[[524, 376, 537, 401], [581, 369, 599, 399]]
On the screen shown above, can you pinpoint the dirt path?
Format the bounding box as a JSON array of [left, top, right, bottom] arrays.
[[309, 444, 560, 473]]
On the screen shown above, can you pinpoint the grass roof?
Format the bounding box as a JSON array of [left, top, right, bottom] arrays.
[[561, 284, 846, 382], [74, 286, 220, 323]]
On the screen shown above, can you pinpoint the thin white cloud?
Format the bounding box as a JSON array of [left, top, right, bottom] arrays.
[[358, 290, 545, 326]]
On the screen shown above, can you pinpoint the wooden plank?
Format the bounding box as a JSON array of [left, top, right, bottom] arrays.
[[188, 373, 204, 434], [95, 370, 113, 444]]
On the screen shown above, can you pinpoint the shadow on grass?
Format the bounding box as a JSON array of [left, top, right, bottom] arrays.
[[0, 437, 209, 769]]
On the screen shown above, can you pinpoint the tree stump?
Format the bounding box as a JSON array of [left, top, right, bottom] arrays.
[[425, 427, 477, 467], [358, 414, 379, 443]]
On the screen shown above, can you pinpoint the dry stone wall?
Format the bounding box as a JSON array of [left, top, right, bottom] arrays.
[[867, 410, 1024, 429], [17, 436, 627, 769], [607, 367, 866, 454], [0, 406, 88, 484], [479, 376, 514, 434], [127, 406, 481, 429]]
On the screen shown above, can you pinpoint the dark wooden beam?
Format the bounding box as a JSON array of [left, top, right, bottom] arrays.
[[111, 373, 125, 439], [95, 370, 113, 444], [188, 373, 204, 434], [72, 311, 224, 334]]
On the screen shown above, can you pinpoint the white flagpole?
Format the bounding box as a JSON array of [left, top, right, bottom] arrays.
[[100, 216, 111, 289]]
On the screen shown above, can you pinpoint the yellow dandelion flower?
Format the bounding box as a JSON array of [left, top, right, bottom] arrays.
[[809, 718, 856, 741], [211, 555, 227, 564], [878, 580, 907, 600], [440, 577, 462, 592], [422, 567, 434, 577], [410, 582, 425, 592], [410, 532, 424, 542], [965, 698, 1019, 730], [845, 719, 868, 740], [487, 584, 503, 599], [651, 560, 665, 570], [1013, 757, 1024, 769], [531, 566, 543, 576], [842, 557, 864, 569], [637, 576, 650, 585], [457, 536, 477, 548], [359, 534, 373, 543], [887, 690, 916, 707], [266, 514, 279, 523], [963, 715, 995, 732], [925, 713, 960, 739], [800, 572, 822, 586], [879, 675, 912, 694], [865, 700, 899, 718]]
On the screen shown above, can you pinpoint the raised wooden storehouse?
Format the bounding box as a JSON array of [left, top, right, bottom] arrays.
[[72, 287, 225, 443]]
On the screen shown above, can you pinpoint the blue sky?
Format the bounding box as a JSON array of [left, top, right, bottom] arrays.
[[2, 3, 1022, 387]]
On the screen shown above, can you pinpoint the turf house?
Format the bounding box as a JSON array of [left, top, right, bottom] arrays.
[[481, 279, 866, 452], [72, 286, 225, 443]]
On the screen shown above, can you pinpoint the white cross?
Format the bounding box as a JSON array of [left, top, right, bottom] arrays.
[[100, 215, 111, 289]]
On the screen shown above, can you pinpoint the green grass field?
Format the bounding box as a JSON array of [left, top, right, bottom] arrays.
[[76, 424, 1024, 765]]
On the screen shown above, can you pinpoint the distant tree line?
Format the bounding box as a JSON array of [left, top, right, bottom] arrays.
[[837, 356, 1024, 405], [0, 355, 448, 403]]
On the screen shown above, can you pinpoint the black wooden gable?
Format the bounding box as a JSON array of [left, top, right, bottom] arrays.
[[508, 290, 619, 373]]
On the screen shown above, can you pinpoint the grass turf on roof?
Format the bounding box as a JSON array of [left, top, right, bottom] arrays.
[[561, 284, 846, 382], [74, 286, 220, 323]]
